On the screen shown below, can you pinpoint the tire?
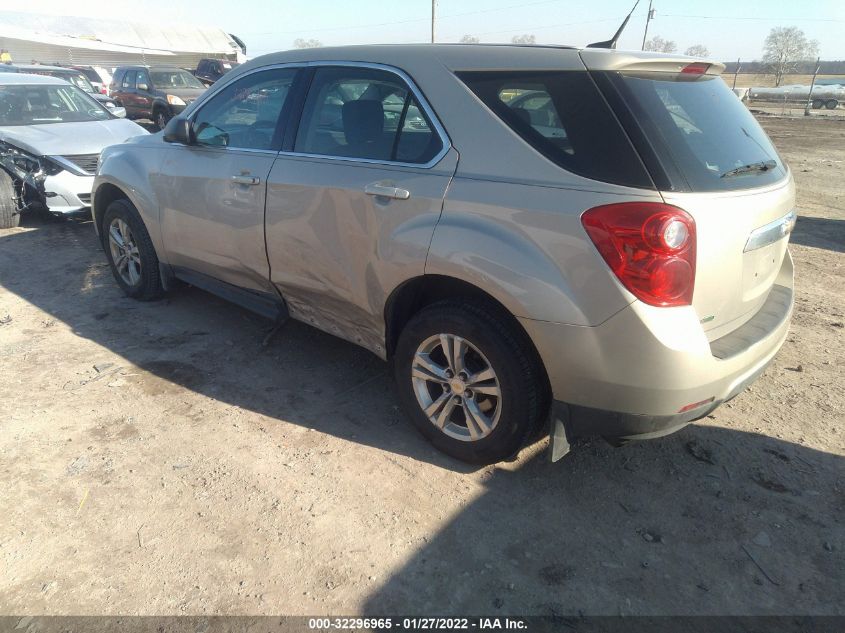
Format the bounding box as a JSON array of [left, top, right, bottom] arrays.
[[101, 198, 163, 300], [812, 99, 824, 110], [0, 170, 21, 229], [825, 100, 838, 110], [394, 300, 549, 465], [154, 106, 172, 130]]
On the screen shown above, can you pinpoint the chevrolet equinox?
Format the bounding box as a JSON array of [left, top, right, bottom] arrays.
[[92, 45, 796, 464]]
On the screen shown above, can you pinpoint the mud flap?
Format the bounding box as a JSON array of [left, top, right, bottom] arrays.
[[548, 405, 572, 462]]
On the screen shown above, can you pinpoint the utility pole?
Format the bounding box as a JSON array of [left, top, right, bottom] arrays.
[[431, 0, 436, 43], [732, 57, 741, 89], [805, 56, 822, 116], [641, 0, 654, 50]]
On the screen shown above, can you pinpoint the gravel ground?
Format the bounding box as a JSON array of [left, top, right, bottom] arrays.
[[0, 115, 842, 617]]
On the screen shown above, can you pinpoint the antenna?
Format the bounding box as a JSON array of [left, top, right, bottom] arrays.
[[587, 0, 641, 49]]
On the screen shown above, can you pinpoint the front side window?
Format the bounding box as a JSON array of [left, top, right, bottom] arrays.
[[192, 68, 297, 151], [0, 85, 110, 126], [294, 66, 442, 164], [122, 70, 136, 89]]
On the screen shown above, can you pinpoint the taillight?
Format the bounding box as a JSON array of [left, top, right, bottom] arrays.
[[581, 202, 696, 307]]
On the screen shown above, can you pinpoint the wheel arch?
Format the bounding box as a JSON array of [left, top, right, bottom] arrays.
[[92, 182, 130, 236], [384, 275, 549, 391]]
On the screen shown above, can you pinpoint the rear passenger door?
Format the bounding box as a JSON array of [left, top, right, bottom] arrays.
[[265, 65, 458, 353]]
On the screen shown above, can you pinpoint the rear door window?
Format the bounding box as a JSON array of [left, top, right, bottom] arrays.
[[294, 66, 443, 165], [457, 71, 652, 188], [596, 71, 787, 192]]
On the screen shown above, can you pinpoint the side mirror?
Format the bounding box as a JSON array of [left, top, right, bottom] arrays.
[[163, 116, 194, 144], [110, 106, 127, 118], [137, 83, 149, 92]]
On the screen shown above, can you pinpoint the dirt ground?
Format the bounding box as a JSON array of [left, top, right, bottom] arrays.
[[0, 115, 842, 617]]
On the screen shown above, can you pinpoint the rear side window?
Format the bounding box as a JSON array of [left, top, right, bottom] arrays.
[[457, 71, 652, 188], [597, 71, 787, 192], [294, 66, 443, 165]]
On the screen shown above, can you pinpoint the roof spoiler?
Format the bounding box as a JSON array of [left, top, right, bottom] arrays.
[[587, 0, 640, 49]]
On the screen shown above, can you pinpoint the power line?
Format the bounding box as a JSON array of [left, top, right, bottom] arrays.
[[662, 14, 845, 23], [240, 0, 569, 36]]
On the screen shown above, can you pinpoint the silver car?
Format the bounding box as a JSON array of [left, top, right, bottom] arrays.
[[0, 73, 146, 228], [92, 45, 795, 464]]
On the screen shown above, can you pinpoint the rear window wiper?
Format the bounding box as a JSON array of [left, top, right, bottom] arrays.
[[720, 160, 778, 179]]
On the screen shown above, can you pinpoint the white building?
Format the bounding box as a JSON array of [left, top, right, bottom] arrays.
[[0, 10, 246, 69]]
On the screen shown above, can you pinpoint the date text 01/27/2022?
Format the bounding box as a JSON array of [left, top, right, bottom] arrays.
[[307, 618, 528, 630]]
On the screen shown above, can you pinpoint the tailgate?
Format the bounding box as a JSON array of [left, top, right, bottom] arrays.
[[663, 180, 795, 339]]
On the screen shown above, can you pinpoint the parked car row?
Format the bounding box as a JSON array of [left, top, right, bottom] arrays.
[[2, 45, 797, 465], [0, 64, 124, 114], [1, 58, 243, 129]]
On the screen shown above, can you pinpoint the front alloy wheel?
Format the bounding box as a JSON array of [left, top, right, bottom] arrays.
[[108, 218, 142, 286], [101, 198, 162, 300]]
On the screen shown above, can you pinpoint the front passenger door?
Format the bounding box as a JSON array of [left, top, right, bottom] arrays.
[[158, 67, 300, 294]]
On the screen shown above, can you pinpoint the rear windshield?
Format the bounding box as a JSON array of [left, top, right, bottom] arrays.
[[597, 71, 787, 192], [457, 71, 652, 189]]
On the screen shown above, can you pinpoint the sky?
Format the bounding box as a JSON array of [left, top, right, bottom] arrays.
[[15, 0, 845, 60]]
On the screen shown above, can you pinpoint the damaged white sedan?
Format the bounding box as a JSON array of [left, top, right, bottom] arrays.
[[0, 73, 147, 228]]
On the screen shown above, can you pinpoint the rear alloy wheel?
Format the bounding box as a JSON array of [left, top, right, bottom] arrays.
[[0, 170, 21, 229], [825, 100, 839, 110], [102, 199, 163, 300], [812, 99, 824, 110], [411, 333, 502, 443], [395, 300, 549, 464]]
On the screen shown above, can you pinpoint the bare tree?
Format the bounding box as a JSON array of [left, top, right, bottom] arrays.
[[763, 26, 819, 86], [460, 34, 480, 44], [293, 38, 323, 49], [511, 34, 536, 45], [684, 44, 710, 58], [644, 35, 677, 53]]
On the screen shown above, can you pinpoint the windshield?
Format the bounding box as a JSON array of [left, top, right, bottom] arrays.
[[600, 71, 786, 192], [0, 84, 111, 126], [150, 70, 205, 89]]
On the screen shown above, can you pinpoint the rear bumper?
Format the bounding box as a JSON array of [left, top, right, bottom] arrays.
[[522, 250, 794, 447]]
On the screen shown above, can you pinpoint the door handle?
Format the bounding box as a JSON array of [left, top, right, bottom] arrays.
[[232, 175, 260, 186], [364, 183, 410, 200]]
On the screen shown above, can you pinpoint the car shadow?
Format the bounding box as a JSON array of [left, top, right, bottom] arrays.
[[361, 427, 844, 615], [791, 215, 845, 253], [2, 217, 842, 615], [1, 216, 476, 473]]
